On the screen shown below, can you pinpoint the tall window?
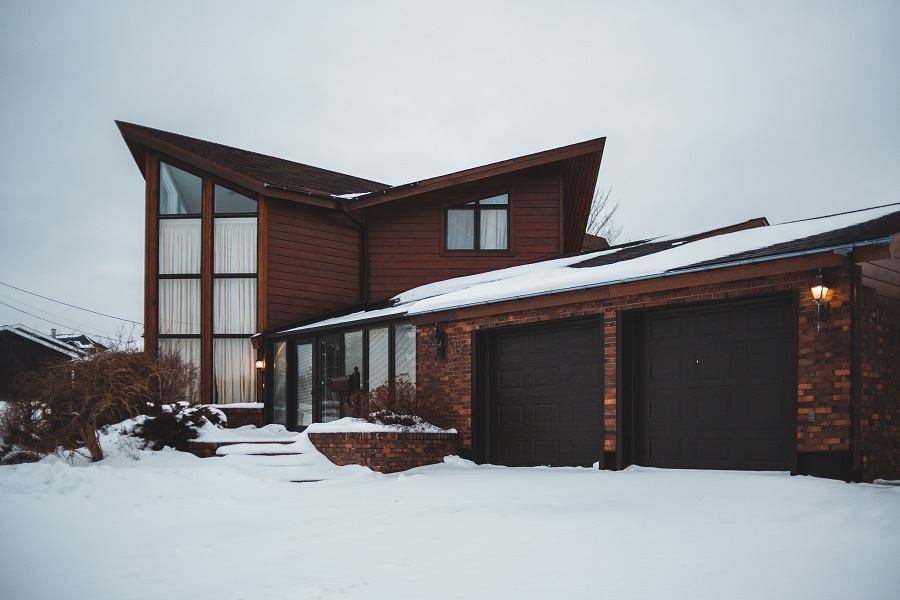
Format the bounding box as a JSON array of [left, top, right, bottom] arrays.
[[445, 193, 509, 251], [213, 184, 257, 404], [157, 163, 202, 381], [156, 162, 258, 405]]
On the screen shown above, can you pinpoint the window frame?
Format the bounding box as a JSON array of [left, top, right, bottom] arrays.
[[443, 192, 512, 253], [155, 156, 261, 405]]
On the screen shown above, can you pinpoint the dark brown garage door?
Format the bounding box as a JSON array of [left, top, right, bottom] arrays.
[[489, 320, 603, 467], [634, 296, 796, 471]]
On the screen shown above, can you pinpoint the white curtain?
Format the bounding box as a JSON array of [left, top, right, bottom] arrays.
[[446, 210, 474, 250], [272, 341, 287, 425], [159, 219, 201, 274], [158, 338, 201, 403], [214, 278, 257, 334], [214, 217, 257, 274], [344, 330, 363, 383], [296, 343, 313, 426], [158, 338, 201, 370], [158, 279, 200, 335], [480, 209, 508, 250], [214, 338, 254, 404], [367, 326, 389, 390], [394, 323, 416, 384]]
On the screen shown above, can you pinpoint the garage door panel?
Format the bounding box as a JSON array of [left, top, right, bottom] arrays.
[[534, 367, 559, 388], [697, 309, 733, 336], [498, 405, 523, 426], [499, 369, 524, 390], [533, 404, 560, 424], [748, 304, 789, 331], [648, 353, 682, 383], [647, 390, 684, 422], [636, 297, 795, 472], [649, 315, 682, 340], [695, 389, 735, 422], [571, 401, 600, 423]]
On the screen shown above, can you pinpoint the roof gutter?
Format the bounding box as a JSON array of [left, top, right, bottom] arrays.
[[406, 237, 895, 317]]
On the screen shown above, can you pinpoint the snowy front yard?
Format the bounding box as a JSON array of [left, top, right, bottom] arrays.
[[1, 443, 898, 600]]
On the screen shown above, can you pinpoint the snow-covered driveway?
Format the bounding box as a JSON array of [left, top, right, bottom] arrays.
[[1, 450, 897, 600]]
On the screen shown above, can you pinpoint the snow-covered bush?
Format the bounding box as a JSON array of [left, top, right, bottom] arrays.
[[348, 375, 451, 430], [133, 402, 225, 451]]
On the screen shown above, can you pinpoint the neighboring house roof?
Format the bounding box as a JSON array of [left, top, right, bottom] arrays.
[[0, 325, 84, 360], [117, 122, 605, 252], [279, 202, 900, 334], [54, 333, 108, 353]]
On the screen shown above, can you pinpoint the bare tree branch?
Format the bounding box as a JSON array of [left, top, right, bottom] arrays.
[[586, 188, 623, 244]]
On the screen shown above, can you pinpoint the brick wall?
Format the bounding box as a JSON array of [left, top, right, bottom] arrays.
[[214, 405, 265, 429], [307, 431, 458, 474], [416, 267, 856, 458], [860, 286, 900, 481]]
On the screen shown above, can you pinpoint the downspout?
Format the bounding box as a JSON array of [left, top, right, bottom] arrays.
[[837, 247, 863, 481], [339, 205, 368, 304], [850, 260, 864, 481]]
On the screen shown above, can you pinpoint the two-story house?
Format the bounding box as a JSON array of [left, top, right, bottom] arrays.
[[120, 123, 899, 482]]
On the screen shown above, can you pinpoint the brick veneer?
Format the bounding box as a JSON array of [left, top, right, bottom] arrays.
[[307, 431, 458, 473], [415, 266, 861, 464]]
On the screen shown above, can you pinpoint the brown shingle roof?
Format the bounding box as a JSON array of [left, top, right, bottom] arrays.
[[116, 121, 390, 196]]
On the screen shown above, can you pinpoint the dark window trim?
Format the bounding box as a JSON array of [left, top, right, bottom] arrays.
[[156, 154, 259, 209], [267, 319, 415, 430], [443, 192, 511, 253]]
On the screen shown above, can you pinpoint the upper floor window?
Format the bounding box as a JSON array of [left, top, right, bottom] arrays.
[[445, 193, 509, 251], [159, 162, 202, 215]]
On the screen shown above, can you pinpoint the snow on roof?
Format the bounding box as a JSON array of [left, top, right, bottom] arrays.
[[0, 324, 84, 359], [285, 203, 900, 333]]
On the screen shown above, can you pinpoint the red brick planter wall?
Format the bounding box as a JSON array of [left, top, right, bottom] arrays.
[[307, 431, 458, 474], [213, 405, 265, 429]]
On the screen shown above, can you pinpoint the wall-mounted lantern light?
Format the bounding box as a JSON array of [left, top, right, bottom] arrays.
[[255, 358, 266, 374], [431, 324, 446, 360], [810, 270, 830, 332]]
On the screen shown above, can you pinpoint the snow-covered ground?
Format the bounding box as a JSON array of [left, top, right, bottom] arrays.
[[1, 431, 898, 600]]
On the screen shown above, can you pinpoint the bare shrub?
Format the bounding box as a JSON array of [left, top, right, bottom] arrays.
[[348, 375, 452, 430], [1, 349, 198, 462]]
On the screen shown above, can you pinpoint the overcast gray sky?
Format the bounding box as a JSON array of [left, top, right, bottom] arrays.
[[1, 1, 898, 345]]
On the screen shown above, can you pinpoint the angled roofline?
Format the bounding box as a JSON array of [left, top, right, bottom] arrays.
[[116, 121, 606, 234], [116, 121, 389, 209], [345, 137, 607, 210]]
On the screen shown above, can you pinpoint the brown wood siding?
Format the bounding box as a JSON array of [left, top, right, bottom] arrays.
[[265, 198, 360, 327], [367, 165, 563, 300], [143, 152, 159, 353], [862, 258, 900, 312]]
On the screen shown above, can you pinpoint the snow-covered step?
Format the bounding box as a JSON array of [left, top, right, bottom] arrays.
[[215, 442, 304, 457]]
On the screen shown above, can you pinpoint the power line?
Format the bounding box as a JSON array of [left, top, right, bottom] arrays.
[[0, 291, 111, 336], [0, 280, 142, 325], [0, 300, 130, 344]]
